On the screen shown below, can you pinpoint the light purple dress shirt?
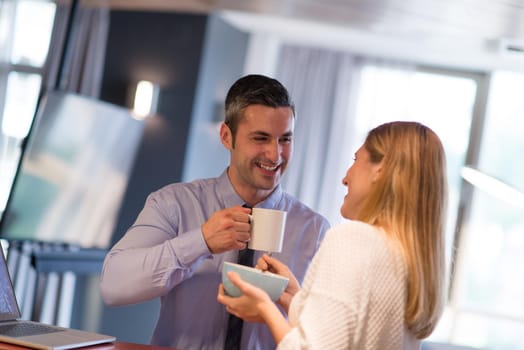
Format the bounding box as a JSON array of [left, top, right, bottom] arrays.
[[100, 170, 329, 350]]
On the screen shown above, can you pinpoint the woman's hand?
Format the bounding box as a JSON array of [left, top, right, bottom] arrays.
[[256, 254, 300, 312], [217, 271, 292, 344], [217, 271, 273, 323]]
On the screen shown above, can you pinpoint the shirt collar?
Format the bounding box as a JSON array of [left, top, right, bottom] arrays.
[[217, 169, 284, 209]]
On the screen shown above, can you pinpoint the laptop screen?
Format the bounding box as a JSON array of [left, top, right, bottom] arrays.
[[0, 246, 21, 321]]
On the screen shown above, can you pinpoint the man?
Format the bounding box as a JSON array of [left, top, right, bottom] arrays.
[[100, 74, 329, 349]]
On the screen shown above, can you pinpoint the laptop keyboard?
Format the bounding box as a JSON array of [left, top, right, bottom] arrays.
[[0, 322, 64, 337]]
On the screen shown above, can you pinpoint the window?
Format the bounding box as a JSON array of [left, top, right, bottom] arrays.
[[331, 62, 524, 348], [0, 0, 56, 211], [441, 71, 524, 350], [352, 65, 524, 350], [331, 63, 479, 269]]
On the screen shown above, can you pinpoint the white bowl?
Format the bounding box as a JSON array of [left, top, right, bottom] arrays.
[[222, 262, 289, 301]]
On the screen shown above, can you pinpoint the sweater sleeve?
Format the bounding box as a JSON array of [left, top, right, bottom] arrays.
[[277, 221, 409, 350]]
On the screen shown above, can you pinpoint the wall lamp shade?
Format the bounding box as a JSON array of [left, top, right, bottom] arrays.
[[461, 166, 524, 209], [132, 80, 159, 118]]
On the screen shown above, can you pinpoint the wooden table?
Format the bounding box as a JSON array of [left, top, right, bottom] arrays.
[[0, 341, 175, 350]]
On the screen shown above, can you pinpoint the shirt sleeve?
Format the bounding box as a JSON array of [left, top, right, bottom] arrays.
[[99, 189, 212, 306]]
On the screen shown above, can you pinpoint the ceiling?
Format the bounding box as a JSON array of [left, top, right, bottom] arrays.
[[86, 0, 524, 70], [94, 0, 524, 42]]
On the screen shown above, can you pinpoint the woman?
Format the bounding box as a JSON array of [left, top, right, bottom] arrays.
[[217, 121, 447, 349]]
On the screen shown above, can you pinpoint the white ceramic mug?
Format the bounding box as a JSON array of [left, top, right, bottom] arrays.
[[247, 208, 287, 253]]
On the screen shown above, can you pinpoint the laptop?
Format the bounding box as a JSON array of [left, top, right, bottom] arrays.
[[0, 247, 116, 349]]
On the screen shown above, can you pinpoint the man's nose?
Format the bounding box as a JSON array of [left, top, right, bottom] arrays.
[[265, 140, 281, 162]]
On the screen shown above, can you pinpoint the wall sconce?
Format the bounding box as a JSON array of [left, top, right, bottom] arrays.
[[131, 80, 159, 119]]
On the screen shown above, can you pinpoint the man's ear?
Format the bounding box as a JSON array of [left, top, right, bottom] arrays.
[[220, 123, 233, 150]]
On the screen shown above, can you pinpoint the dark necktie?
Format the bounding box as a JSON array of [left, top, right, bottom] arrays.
[[224, 204, 254, 350]]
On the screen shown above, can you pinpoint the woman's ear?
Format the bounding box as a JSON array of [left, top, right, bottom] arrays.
[[220, 123, 233, 150], [371, 163, 382, 183]]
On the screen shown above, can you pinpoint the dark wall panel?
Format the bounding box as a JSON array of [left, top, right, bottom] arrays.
[[100, 10, 207, 245], [98, 11, 207, 344]]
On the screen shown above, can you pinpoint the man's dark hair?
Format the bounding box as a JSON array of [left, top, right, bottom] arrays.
[[224, 74, 295, 139]]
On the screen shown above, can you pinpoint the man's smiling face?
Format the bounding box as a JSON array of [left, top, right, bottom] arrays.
[[221, 104, 294, 202]]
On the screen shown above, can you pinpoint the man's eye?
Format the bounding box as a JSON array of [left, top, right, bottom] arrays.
[[280, 137, 292, 143], [253, 137, 268, 142]]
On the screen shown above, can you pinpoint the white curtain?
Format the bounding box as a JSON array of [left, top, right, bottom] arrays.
[[275, 45, 364, 226], [44, 1, 109, 97], [10, 1, 111, 327]]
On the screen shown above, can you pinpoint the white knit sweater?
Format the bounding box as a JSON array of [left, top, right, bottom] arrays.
[[278, 221, 420, 350]]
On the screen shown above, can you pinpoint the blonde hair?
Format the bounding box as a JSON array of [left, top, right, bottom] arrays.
[[356, 121, 447, 338]]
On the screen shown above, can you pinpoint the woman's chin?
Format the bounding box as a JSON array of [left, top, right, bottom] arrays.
[[340, 208, 352, 220]]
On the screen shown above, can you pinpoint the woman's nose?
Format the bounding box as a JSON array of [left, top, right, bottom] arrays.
[[342, 172, 350, 186]]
